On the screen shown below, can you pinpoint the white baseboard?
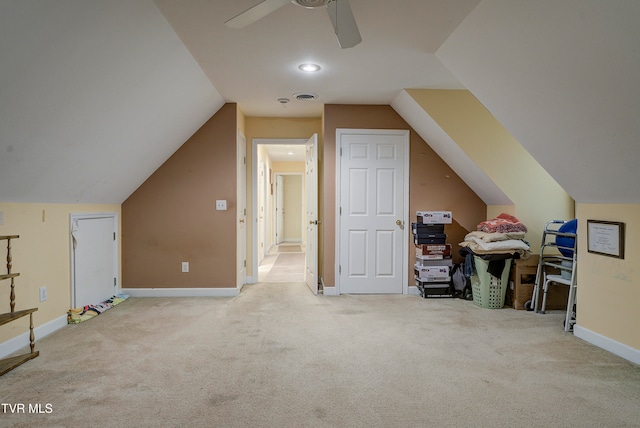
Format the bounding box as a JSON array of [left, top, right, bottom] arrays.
[[323, 286, 338, 296], [0, 314, 67, 359], [321, 285, 420, 296], [407, 285, 421, 296], [574, 324, 640, 365], [121, 287, 240, 298]]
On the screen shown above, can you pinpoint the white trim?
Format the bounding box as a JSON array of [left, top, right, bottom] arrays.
[[0, 315, 67, 359], [407, 285, 421, 296], [574, 325, 640, 365], [334, 128, 410, 295], [237, 129, 248, 289], [323, 286, 339, 296], [121, 288, 240, 297], [251, 138, 310, 286]]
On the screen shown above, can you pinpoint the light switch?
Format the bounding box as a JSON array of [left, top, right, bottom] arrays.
[[215, 200, 227, 211]]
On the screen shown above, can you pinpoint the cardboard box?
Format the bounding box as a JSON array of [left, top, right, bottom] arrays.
[[511, 255, 569, 310], [416, 211, 452, 224], [415, 280, 452, 298], [415, 244, 451, 257], [413, 234, 447, 245], [414, 264, 450, 282], [415, 258, 453, 267], [411, 223, 445, 234]]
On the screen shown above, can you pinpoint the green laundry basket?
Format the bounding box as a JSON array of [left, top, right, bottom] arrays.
[[471, 256, 512, 309]]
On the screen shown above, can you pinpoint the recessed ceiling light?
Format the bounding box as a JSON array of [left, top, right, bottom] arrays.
[[298, 63, 321, 72]]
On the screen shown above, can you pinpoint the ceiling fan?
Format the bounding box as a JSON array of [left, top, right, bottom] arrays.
[[225, 0, 362, 49]]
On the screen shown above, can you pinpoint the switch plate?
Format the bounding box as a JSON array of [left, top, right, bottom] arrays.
[[215, 200, 227, 210], [181, 262, 189, 273], [39, 286, 47, 302]]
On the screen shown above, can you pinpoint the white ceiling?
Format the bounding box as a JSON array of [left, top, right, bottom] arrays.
[[263, 143, 306, 162], [437, 0, 640, 203], [1, 0, 639, 205], [0, 0, 224, 203], [153, 0, 480, 117]]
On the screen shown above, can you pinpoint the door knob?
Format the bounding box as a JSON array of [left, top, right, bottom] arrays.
[[239, 219, 245, 223], [396, 220, 404, 230]]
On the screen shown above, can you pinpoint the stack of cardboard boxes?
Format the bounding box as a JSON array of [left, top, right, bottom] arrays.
[[413, 211, 453, 297]]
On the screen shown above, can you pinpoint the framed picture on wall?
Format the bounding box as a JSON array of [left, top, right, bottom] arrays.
[[587, 219, 625, 259]]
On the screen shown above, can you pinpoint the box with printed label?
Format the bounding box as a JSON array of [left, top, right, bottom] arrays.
[[414, 264, 450, 282], [415, 244, 451, 257], [416, 211, 452, 224], [415, 258, 453, 267]]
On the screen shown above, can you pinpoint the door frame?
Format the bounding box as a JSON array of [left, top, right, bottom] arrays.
[[69, 212, 119, 308], [237, 129, 247, 290], [251, 138, 308, 284], [275, 174, 285, 244], [334, 128, 410, 295]]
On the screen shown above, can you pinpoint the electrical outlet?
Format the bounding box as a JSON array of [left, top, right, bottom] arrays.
[[215, 200, 227, 211], [181, 262, 189, 273], [39, 286, 47, 302]]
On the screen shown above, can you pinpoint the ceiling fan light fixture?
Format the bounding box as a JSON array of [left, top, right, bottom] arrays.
[[298, 63, 321, 72], [292, 0, 330, 9]]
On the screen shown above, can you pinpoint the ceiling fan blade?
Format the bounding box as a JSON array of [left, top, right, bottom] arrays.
[[326, 0, 362, 48], [225, 0, 291, 29]]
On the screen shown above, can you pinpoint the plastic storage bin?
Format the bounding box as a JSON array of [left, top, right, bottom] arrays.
[[471, 256, 513, 308]]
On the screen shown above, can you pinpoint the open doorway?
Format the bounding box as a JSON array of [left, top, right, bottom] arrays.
[[252, 137, 317, 289]]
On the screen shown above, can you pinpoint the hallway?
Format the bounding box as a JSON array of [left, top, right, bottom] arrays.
[[258, 244, 305, 283]]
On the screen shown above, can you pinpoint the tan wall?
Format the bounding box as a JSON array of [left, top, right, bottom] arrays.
[[282, 175, 303, 242], [122, 104, 237, 288], [322, 105, 487, 288], [576, 203, 640, 350], [0, 202, 120, 343], [408, 89, 574, 250]]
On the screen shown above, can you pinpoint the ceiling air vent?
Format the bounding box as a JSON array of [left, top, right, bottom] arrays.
[[293, 92, 319, 101]]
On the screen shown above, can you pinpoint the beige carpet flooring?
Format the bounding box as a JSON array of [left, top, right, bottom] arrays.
[[278, 245, 302, 253], [264, 253, 305, 283], [1, 282, 640, 427], [259, 245, 305, 283]]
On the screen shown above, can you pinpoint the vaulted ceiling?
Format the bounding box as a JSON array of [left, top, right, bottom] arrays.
[[1, 1, 638, 204]]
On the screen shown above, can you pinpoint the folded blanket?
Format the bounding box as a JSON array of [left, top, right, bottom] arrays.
[[465, 230, 526, 243], [67, 294, 129, 324], [464, 236, 530, 252], [459, 240, 532, 259], [477, 213, 528, 233]]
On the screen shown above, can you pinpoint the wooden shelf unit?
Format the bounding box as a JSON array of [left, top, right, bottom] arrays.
[[0, 235, 38, 376]]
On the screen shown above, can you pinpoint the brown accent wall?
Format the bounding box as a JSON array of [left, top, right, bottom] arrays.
[[322, 105, 486, 288], [122, 104, 237, 288]]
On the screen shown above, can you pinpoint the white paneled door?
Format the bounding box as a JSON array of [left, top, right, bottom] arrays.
[[71, 214, 118, 307], [337, 129, 409, 294], [305, 134, 318, 295]]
